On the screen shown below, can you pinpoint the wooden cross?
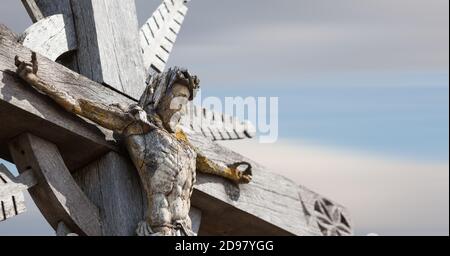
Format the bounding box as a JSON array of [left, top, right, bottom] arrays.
[[0, 0, 352, 236], [0, 164, 37, 221]]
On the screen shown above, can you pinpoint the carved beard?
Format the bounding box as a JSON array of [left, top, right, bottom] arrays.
[[156, 93, 187, 133], [138, 67, 196, 133], [156, 87, 189, 133]]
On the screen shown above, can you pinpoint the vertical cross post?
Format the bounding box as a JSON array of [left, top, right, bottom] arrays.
[[24, 0, 147, 99], [70, 0, 146, 98]]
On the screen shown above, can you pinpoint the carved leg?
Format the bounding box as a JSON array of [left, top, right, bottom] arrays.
[[136, 221, 155, 236], [134, 190, 183, 236]]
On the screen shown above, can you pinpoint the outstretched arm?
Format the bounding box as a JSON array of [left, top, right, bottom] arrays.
[[196, 154, 252, 184], [175, 129, 252, 184], [15, 52, 136, 132]]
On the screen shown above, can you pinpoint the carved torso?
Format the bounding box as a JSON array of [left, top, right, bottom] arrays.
[[124, 118, 197, 235], [12, 54, 253, 236]]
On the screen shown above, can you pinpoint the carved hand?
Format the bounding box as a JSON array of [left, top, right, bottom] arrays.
[[228, 162, 253, 184], [15, 52, 38, 79]]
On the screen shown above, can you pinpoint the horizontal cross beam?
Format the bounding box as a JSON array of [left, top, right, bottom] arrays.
[[22, 0, 147, 99], [0, 25, 351, 235], [0, 27, 123, 170]]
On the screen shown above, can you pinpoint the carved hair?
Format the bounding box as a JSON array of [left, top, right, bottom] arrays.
[[139, 67, 200, 113]]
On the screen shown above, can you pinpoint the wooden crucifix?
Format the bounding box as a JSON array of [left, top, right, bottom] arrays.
[[0, 0, 353, 236]]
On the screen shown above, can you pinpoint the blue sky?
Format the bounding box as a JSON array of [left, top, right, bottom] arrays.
[[159, 0, 449, 163], [0, 0, 448, 235], [203, 81, 449, 162]]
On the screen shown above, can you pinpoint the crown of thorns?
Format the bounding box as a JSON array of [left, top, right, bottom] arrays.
[[174, 69, 200, 101], [139, 67, 200, 111]]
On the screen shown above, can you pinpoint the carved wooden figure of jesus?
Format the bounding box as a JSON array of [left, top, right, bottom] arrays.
[[14, 52, 252, 236]]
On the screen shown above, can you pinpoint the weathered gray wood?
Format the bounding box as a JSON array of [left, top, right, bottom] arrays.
[[32, 0, 73, 18], [0, 164, 37, 199], [0, 27, 131, 107], [9, 133, 102, 236], [0, 25, 17, 41], [140, 0, 189, 73], [298, 186, 353, 236], [21, 0, 45, 23], [187, 131, 353, 236], [74, 152, 204, 236], [31, 0, 72, 18], [21, 0, 146, 98], [188, 131, 308, 235], [0, 164, 36, 222], [0, 191, 26, 222], [74, 152, 145, 236], [0, 28, 251, 169], [0, 25, 352, 236], [19, 14, 77, 61], [21, 0, 80, 72], [0, 29, 130, 169], [181, 104, 255, 141], [70, 0, 146, 99]]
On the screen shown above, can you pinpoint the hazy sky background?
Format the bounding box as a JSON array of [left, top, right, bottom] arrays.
[[0, 0, 448, 235]]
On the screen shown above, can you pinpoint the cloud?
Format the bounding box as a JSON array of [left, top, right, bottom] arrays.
[[219, 139, 449, 235], [0, 0, 31, 33], [0, 0, 447, 236], [1, 0, 447, 87], [135, 0, 449, 86]]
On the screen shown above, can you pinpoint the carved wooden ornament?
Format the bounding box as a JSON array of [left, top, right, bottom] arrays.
[[0, 0, 353, 236]]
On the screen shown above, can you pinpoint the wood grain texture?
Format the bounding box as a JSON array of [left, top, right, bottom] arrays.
[[23, 0, 80, 71], [186, 132, 312, 235], [21, 0, 45, 23], [0, 24, 17, 41], [0, 164, 37, 200], [70, 0, 146, 99], [0, 25, 352, 236], [140, 0, 188, 73], [33, 0, 73, 18], [74, 152, 145, 236], [298, 186, 353, 236], [0, 31, 127, 169], [0, 28, 250, 170], [0, 29, 132, 109], [9, 133, 102, 236], [19, 14, 77, 61], [188, 132, 352, 236], [181, 103, 255, 141], [0, 164, 36, 222], [75, 151, 204, 236], [22, 0, 146, 98]]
